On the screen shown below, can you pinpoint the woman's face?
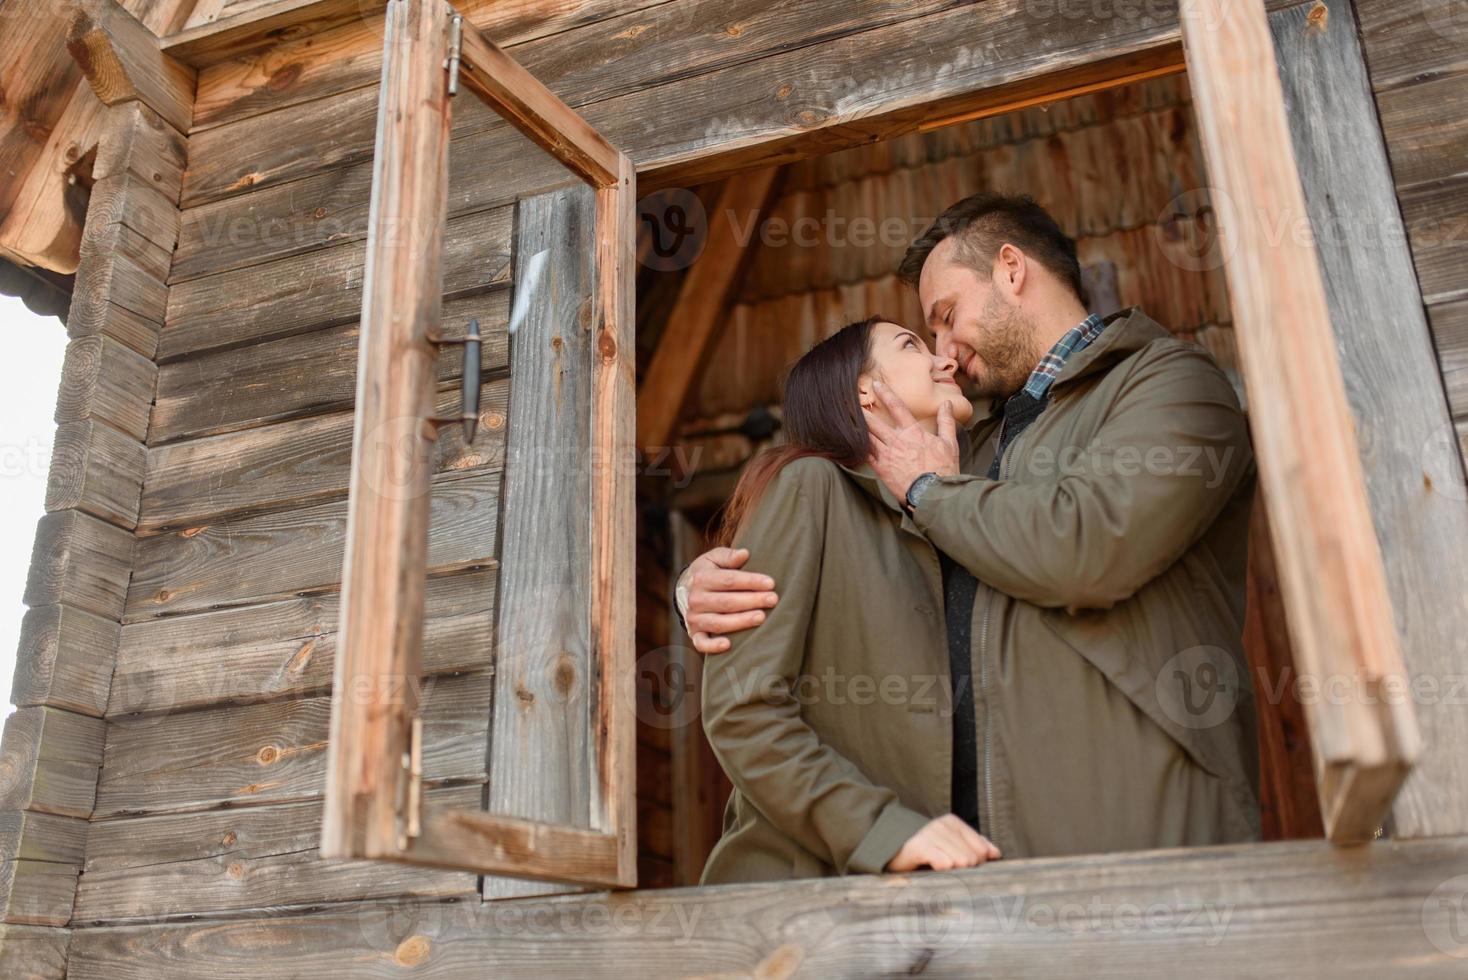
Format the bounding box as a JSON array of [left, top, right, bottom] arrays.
[[859, 321, 975, 432]]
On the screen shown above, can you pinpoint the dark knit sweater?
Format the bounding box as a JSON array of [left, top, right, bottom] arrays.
[[943, 387, 1050, 832]]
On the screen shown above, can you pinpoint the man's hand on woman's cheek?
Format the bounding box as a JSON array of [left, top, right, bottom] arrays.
[[679, 547, 780, 654], [863, 381, 961, 501]]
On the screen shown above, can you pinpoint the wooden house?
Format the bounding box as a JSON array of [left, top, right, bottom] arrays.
[[1, 0, 1466, 975]]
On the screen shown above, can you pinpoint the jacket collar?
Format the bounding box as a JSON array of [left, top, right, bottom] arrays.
[[1049, 306, 1170, 392]]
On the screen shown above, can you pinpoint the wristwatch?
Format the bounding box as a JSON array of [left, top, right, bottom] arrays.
[[905, 472, 940, 512]]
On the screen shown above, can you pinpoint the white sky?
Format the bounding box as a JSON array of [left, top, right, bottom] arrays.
[[0, 295, 70, 721]]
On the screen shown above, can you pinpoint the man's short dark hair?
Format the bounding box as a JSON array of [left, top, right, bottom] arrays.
[[898, 193, 1084, 302]]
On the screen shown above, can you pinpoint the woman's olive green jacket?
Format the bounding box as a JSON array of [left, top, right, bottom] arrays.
[[698, 308, 1261, 886]]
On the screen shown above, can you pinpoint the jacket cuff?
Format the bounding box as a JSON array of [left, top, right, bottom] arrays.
[[845, 800, 932, 874]]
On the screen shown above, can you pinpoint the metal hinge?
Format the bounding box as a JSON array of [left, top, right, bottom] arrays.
[[397, 715, 424, 850], [444, 13, 464, 97]]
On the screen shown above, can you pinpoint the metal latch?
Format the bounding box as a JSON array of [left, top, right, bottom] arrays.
[[444, 13, 464, 97]]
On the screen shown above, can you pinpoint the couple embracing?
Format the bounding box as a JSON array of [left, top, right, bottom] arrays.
[[676, 192, 1262, 885]]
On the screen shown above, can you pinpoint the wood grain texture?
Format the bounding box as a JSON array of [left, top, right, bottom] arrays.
[[159, 203, 511, 362], [318, 0, 453, 862], [1353, 0, 1468, 92], [0, 707, 106, 819], [76, 784, 482, 924], [55, 335, 157, 444], [45, 418, 146, 529], [1373, 70, 1468, 191], [110, 567, 495, 716], [455, 18, 620, 187], [1186, 0, 1420, 841], [125, 466, 500, 620], [1398, 175, 1468, 306], [590, 154, 638, 888], [61, 834, 1468, 978], [148, 289, 509, 444], [97, 671, 492, 818], [140, 377, 507, 532], [1429, 298, 1468, 420], [12, 605, 119, 717], [0, 924, 69, 980], [0, 860, 77, 927], [67, 0, 198, 134], [22, 510, 135, 622], [93, 99, 187, 192], [163, 0, 384, 68], [483, 184, 598, 900], [1271, 0, 1468, 839]]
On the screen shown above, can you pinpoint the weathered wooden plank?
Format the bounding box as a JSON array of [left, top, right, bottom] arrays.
[[320, 0, 458, 864], [1429, 298, 1468, 420], [96, 671, 493, 818], [0, 861, 76, 928], [22, 511, 135, 622], [93, 101, 187, 193], [162, 0, 383, 69], [455, 17, 620, 187], [0, 812, 87, 867], [83, 170, 181, 257], [45, 418, 146, 529], [1374, 70, 1468, 191], [169, 127, 566, 282], [55, 335, 157, 443], [126, 467, 500, 619], [159, 203, 512, 362], [12, 605, 117, 718], [0, 0, 85, 228], [484, 185, 597, 900], [1354, 0, 1468, 93], [66, 224, 171, 360], [76, 784, 481, 924], [63, 299, 161, 363], [0, 923, 69, 980], [1186, 0, 1419, 840], [63, 834, 1468, 978], [1399, 175, 1468, 306], [0, 707, 106, 819], [1271, 0, 1468, 839], [186, 0, 700, 129], [590, 154, 638, 888], [148, 290, 509, 444], [140, 377, 507, 532], [110, 567, 495, 716], [67, 0, 198, 134]]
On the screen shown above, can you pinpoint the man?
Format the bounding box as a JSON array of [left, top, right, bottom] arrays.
[[679, 193, 1261, 867]]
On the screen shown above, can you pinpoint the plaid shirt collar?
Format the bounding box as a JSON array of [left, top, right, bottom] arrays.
[[1021, 312, 1108, 400]]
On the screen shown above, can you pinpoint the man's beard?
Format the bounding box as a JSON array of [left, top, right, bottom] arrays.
[[963, 292, 1043, 401]]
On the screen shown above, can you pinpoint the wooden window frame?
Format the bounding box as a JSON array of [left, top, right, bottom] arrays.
[[322, 0, 1422, 893], [319, 0, 636, 888]]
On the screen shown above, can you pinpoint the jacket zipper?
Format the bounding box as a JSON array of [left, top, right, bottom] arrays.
[[979, 420, 1026, 842]]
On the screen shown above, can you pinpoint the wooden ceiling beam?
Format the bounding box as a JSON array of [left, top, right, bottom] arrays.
[[636, 167, 780, 454], [68, 0, 198, 135]]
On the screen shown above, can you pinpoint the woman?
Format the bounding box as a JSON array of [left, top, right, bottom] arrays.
[[698, 315, 1002, 886]]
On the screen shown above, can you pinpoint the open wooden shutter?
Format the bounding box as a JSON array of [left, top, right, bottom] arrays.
[[320, 0, 636, 888], [1182, 0, 1421, 841]]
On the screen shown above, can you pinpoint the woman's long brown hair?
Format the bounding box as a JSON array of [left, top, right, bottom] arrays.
[[713, 316, 883, 547]]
